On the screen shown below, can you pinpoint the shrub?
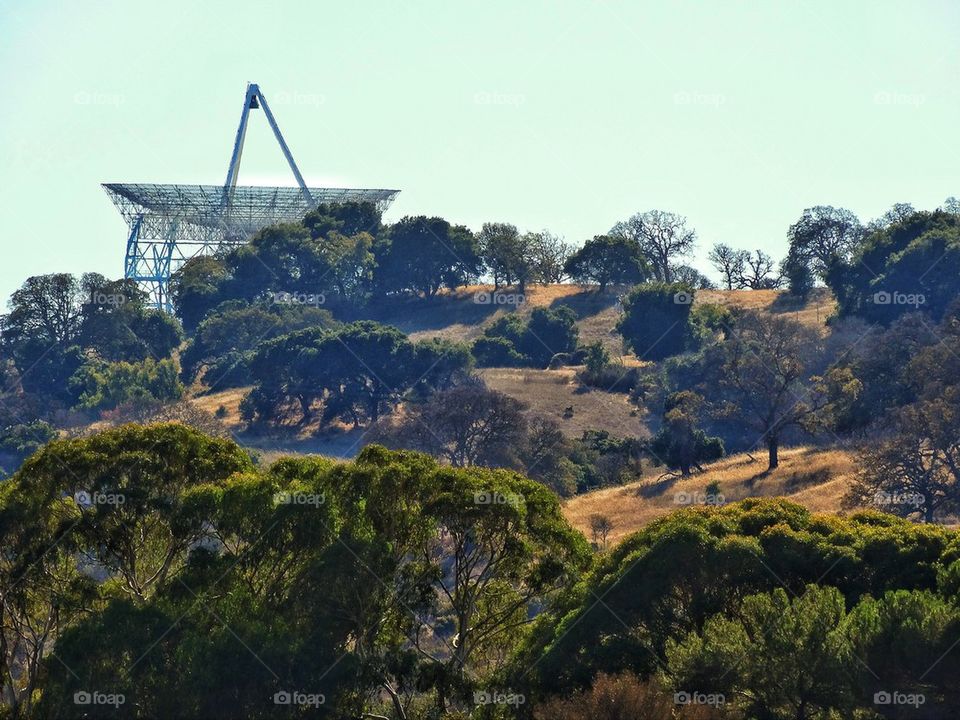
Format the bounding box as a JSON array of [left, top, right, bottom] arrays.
[[617, 282, 696, 360], [478, 307, 579, 368], [577, 363, 642, 393]]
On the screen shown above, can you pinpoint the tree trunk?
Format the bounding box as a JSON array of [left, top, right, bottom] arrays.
[[767, 434, 779, 470], [299, 395, 312, 423]]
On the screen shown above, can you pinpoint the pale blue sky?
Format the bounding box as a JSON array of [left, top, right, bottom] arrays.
[[1, 0, 958, 305]]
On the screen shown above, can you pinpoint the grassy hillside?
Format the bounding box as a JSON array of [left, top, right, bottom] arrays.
[[367, 284, 835, 354], [480, 366, 649, 438], [563, 445, 856, 545], [187, 286, 837, 453]]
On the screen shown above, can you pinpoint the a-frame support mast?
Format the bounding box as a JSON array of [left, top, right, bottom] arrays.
[[223, 83, 313, 204]]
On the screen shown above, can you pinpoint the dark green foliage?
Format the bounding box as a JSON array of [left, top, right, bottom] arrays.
[[171, 202, 384, 333], [471, 335, 528, 367], [576, 342, 642, 393], [786, 205, 863, 282], [479, 306, 579, 368], [583, 340, 610, 373], [375, 215, 482, 297], [686, 302, 734, 350], [78, 276, 183, 362], [781, 244, 815, 298], [170, 255, 232, 334], [667, 585, 856, 718], [0, 420, 57, 476], [243, 321, 471, 426], [6, 338, 85, 406], [567, 429, 645, 491], [563, 234, 649, 291], [179, 301, 336, 387], [410, 336, 474, 394], [303, 200, 382, 237], [0, 273, 183, 410], [829, 210, 960, 324], [616, 282, 696, 360]]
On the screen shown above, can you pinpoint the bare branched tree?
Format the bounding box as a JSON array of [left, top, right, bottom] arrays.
[[708, 243, 748, 290], [738, 249, 782, 289], [528, 230, 572, 283], [589, 513, 613, 549], [610, 209, 696, 283]]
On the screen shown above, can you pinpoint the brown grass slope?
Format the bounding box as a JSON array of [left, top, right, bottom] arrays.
[[563, 446, 856, 545]]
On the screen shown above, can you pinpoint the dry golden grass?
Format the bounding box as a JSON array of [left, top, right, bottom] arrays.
[[479, 366, 648, 439], [563, 445, 856, 545], [190, 386, 250, 433], [696, 287, 835, 331]]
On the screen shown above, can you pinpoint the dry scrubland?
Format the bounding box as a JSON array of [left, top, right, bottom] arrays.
[[563, 446, 857, 545]]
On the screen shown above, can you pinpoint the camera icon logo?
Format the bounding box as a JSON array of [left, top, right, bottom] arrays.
[[673, 291, 694, 305], [273, 690, 292, 705], [872, 291, 891, 305], [674, 691, 691, 704], [874, 691, 892, 705], [74, 490, 91, 506], [74, 691, 92, 705]]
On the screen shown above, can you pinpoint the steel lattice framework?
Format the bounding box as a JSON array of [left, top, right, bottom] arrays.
[[103, 84, 399, 310]]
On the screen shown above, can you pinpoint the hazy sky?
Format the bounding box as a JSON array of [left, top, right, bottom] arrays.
[[1, 0, 958, 305]]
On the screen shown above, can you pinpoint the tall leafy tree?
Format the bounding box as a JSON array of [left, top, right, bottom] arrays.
[[828, 210, 960, 324], [528, 229, 572, 283], [1, 273, 87, 346], [714, 311, 825, 469], [170, 255, 231, 334], [244, 321, 470, 426], [376, 216, 482, 297], [563, 234, 649, 291], [478, 222, 524, 289], [787, 205, 863, 281]]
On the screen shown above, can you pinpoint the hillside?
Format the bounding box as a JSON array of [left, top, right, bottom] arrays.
[[562, 445, 857, 545], [187, 286, 837, 454], [479, 366, 649, 438], [363, 284, 836, 354]]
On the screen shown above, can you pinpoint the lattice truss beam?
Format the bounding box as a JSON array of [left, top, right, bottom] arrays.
[[103, 84, 399, 311]]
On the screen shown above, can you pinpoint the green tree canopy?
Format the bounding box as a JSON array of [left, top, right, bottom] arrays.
[[616, 282, 696, 360], [563, 234, 649, 291]]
